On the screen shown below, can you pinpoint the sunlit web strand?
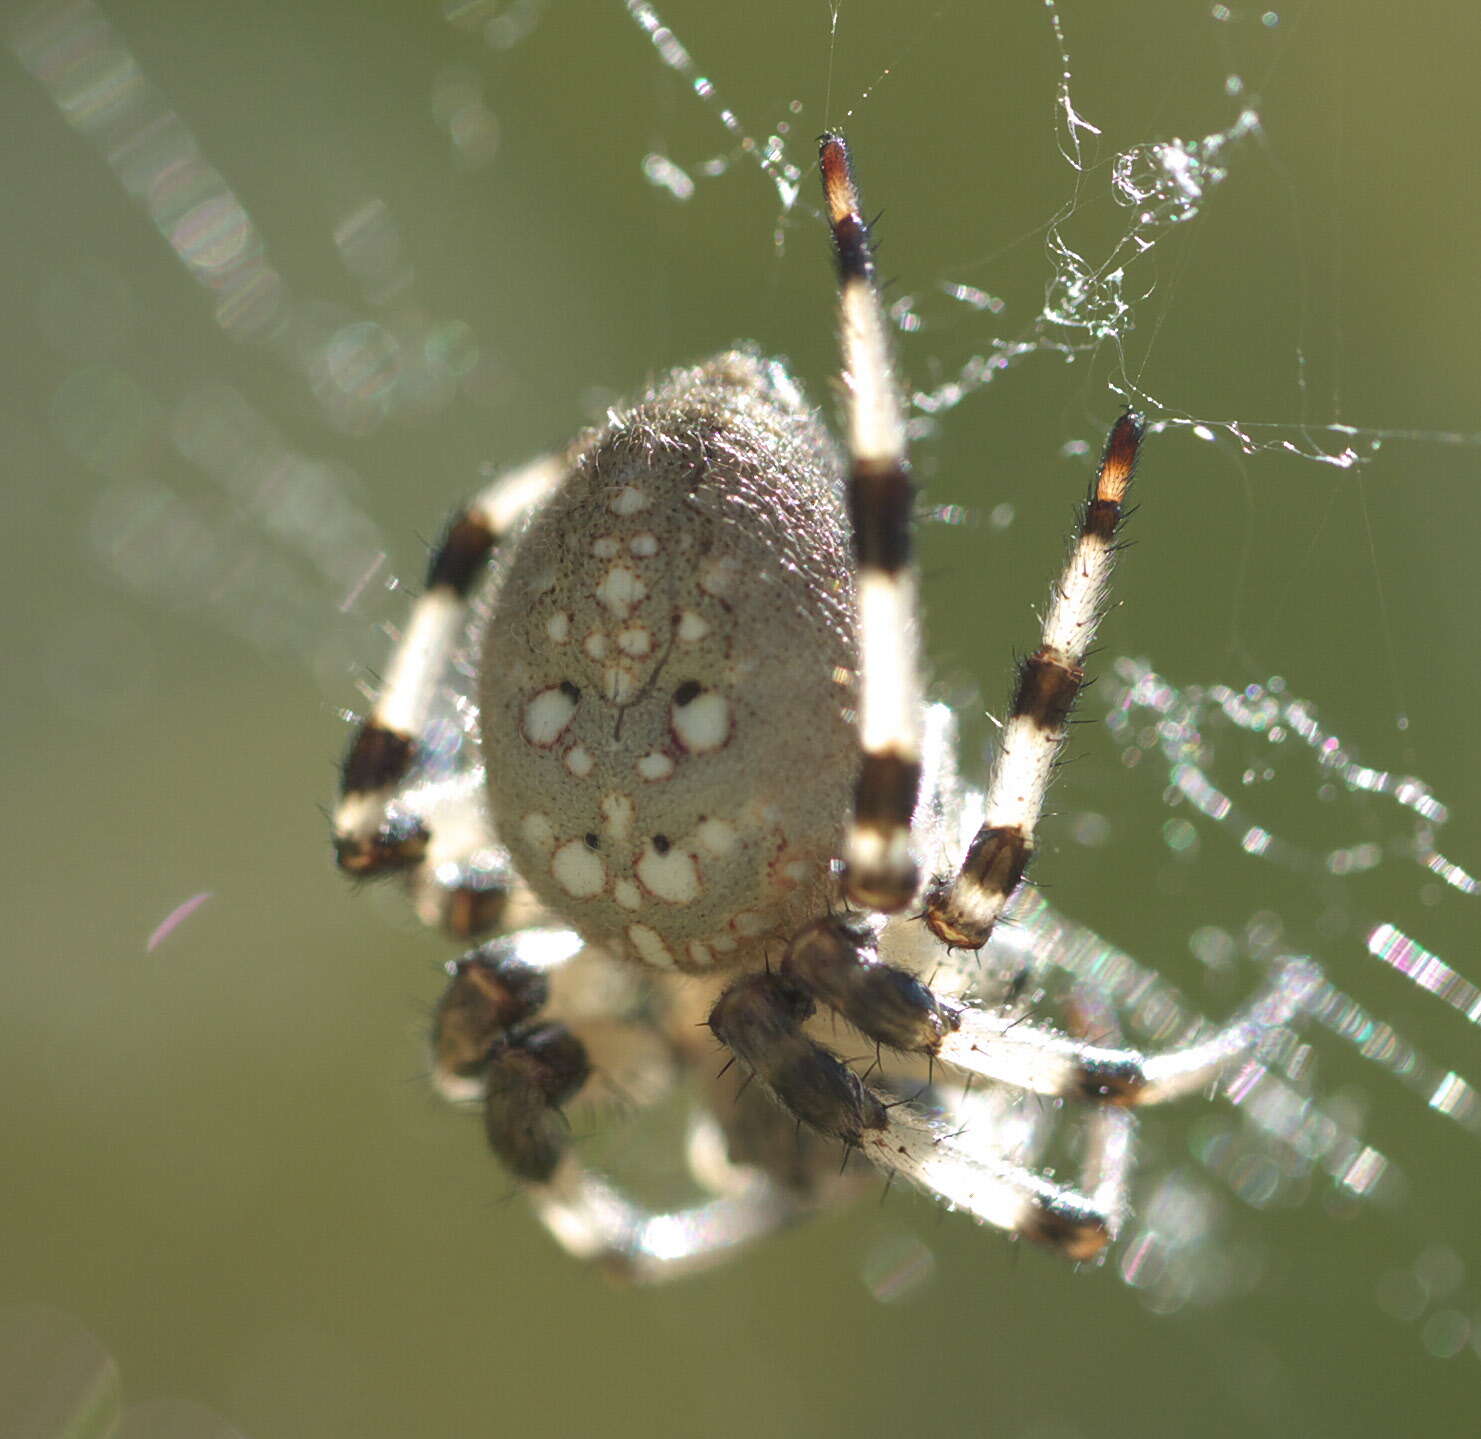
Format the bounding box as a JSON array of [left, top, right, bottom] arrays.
[[1043, 0, 1102, 173], [1004, 891, 1478, 1326], [998, 891, 1398, 1201], [624, 0, 805, 212], [1367, 925, 1481, 1030], [1098, 662, 1481, 1140], [1217, 1055, 1397, 1201], [1310, 981, 1481, 1138], [1106, 659, 1478, 895], [1154, 412, 1481, 467], [12, 0, 478, 440], [1007, 889, 1481, 1243], [912, 104, 1267, 413]]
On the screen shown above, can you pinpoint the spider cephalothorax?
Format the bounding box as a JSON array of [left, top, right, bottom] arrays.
[[332, 134, 1315, 1281]]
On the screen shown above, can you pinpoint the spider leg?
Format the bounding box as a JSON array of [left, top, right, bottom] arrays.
[[820, 133, 924, 914], [785, 915, 1320, 1105], [430, 927, 583, 1107], [433, 931, 805, 1281], [709, 969, 1124, 1257], [936, 960, 1320, 1105], [390, 768, 523, 938], [333, 454, 563, 931], [531, 1080, 834, 1284], [925, 414, 1143, 950], [527, 1152, 803, 1284], [1058, 985, 1138, 1240]]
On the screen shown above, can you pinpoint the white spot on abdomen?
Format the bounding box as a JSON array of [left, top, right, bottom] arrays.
[[602, 664, 638, 703], [629, 532, 658, 557], [522, 685, 579, 748], [626, 922, 674, 968], [617, 627, 651, 657], [522, 812, 555, 855], [672, 690, 731, 754], [596, 564, 646, 616], [695, 817, 738, 856], [637, 752, 675, 781], [635, 844, 701, 904], [546, 611, 571, 643], [699, 557, 739, 596], [552, 839, 606, 898], [614, 879, 642, 911], [601, 792, 634, 841], [564, 746, 593, 777], [676, 610, 709, 643], [610, 485, 650, 516]]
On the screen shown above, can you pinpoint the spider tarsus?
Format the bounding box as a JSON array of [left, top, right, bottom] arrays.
[[332, 818, 430, 877]]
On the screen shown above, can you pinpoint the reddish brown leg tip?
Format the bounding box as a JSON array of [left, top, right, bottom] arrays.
[[1097, 411, 1144, 500]]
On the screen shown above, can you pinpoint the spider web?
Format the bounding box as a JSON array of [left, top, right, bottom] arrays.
[[517, 0, 1481, 1338], [545, 1, 1481, 1334], [11, 0, 1481, 1375]]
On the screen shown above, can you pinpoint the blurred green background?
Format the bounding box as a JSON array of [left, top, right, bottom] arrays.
[[4, 1, 1480, 1436]]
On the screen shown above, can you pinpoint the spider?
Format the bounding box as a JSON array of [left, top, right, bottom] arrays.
[[331, 134, 1317, 1281]]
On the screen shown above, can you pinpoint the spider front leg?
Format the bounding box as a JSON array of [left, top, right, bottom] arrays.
[[333, 454, 563, 935], [785, 914, 1320, 1105], [926, 414, 1143, 950], [708, 968, 1124, 1258], [820, 133, 924, 913], [713, 922, 1316, 1254]]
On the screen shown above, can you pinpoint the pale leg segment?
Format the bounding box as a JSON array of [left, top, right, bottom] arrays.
[[936, 958, 1322, 1104], [709, 966, 1128, 1258], [819, 133, 924, 914], [787, 911, 1319, 1105], [433, 929, 807, 1281], [333, 455, 564, 931], [528, 1151, 803, 1284], [926, 415, 1143, 950]]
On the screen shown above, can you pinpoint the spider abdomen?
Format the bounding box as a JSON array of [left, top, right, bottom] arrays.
[[481, 351, 858, 974]]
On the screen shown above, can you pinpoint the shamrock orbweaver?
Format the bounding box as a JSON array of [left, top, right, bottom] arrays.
[[332, 134, 1316, 1280]]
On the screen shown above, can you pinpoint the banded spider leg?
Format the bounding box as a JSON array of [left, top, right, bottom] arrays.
[[432, 927, 857, 1281], [333, 454, 563, 936], [709, 132, 1316, 1258]]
